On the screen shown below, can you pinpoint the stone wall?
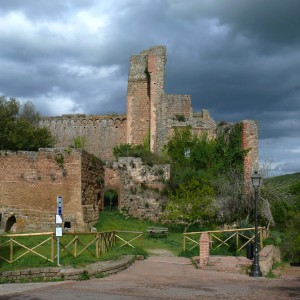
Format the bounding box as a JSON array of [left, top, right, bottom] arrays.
[[106, 157, 170, 221], [259, 245, 281, 276], [0, 255, 135, 283], [40, 114, 127, 161], [0, 149, 104, 232]]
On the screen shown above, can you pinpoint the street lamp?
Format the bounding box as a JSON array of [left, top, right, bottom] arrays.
[[250, 170, 263, 277]]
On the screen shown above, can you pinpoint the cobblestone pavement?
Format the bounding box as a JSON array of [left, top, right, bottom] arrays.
[[0, 254, 299, 299]]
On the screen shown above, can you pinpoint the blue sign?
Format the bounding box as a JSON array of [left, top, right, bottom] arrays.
[[57, 196, 63, 215]]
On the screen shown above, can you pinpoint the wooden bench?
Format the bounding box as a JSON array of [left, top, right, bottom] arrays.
[[146, 227, 168, 237]]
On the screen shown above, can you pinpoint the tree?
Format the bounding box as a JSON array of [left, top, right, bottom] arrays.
[[164, 178, 218, 232], [0, 96, 54, 151]]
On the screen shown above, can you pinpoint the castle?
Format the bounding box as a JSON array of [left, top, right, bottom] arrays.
[[0, 46, 258, 232]]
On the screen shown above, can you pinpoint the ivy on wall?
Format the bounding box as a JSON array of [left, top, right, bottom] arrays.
[[164, 124, 248, 186]]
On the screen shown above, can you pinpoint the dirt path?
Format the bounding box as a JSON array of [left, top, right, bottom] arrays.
[[0, 252, 299, 299]]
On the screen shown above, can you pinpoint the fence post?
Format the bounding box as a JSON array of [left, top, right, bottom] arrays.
[[96, 233, 100, 257], [10, 238, 13, 263], [74, 235, 78, 257], [51, 233, 55, 262], [199, 232, 210, 268]]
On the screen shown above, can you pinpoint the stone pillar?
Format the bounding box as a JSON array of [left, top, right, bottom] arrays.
[[199, 232, 210, 268], [147, 46, 166, 152]]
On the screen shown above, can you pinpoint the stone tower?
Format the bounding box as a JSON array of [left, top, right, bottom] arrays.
[[126, 46, 166, 151]]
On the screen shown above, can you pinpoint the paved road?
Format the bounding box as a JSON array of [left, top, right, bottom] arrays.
[[0, 255, 299, 299]]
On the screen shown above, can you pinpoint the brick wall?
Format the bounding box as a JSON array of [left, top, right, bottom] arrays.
[[241, 120, 259, 192], [0, 149, 104, 232], [199, 232, 210, 268]]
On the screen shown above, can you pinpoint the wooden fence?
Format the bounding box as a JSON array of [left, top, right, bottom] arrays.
[[183, 227, 268, 253], [0, 230, 143, 264]]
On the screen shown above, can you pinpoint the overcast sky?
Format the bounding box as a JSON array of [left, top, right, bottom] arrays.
[[0, 0, 299, 176]]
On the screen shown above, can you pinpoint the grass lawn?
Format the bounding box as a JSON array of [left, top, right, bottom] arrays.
[[94, 210, 187, 256], [0, 210, 191, 271]]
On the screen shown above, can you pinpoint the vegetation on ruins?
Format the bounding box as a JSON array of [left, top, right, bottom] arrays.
[[113, 143, 167, 166], [0, 96, 54, 151], [163, 125, 250, 225], [72, 136, 87, 149], [112, 125, 299, 263]]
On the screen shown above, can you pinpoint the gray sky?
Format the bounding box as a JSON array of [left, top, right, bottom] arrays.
[[0, 0, 299, 176]]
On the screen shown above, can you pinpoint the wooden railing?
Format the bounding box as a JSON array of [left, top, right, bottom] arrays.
[[183, 227, 268, 253], [0, 230, 143, 264], [115, 230, 144, 249]]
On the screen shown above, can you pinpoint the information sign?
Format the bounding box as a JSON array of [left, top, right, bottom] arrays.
[[56, 227, 62, 237], [56, 214, 63, 224]]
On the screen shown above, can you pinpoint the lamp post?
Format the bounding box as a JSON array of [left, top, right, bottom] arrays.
[[250, 171, 262, 277]]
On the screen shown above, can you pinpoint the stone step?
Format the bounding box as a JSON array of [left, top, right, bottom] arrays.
[[194, 255, 252, 274]]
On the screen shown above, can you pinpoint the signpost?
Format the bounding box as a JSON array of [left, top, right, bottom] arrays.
[[56, 196, 63, 266]]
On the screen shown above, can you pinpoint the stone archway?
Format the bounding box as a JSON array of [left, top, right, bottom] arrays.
[[104, 167, 122, 211], [104, 189, 119, 212], [5, 215, 17, 232]]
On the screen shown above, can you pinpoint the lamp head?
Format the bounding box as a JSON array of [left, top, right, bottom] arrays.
[[251, 171, 262, 189]]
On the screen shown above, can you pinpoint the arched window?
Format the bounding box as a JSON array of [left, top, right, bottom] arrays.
[[5, 215, 17, 232]]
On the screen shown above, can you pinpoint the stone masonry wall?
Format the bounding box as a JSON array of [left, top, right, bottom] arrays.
[[81, 150, 105, 228], [106, 157, 170, 221], [0, 149, 104, 232], [40, 114, 127, 161]]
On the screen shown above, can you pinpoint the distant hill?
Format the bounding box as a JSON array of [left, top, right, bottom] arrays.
[[266, 172, 300, 191]]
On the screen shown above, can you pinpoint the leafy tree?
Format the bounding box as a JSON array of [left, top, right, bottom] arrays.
[[163, 126, 194, 168], [0, 96, 54, 151], [164, 178, 218, 232]]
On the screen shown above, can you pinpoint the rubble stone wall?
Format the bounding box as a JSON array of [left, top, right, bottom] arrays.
[[106, 157, 170, 221]]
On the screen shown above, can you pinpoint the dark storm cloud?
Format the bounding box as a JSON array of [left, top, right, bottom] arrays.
[[168, 0, 300, 47], [0, 0, 299, 175], [164, 0, 300, 142]]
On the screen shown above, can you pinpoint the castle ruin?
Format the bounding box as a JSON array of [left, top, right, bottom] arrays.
[[0, 46, 258, 232]]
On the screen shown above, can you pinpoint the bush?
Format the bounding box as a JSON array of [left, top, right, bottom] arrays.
[[113, 143, 167, 166]]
